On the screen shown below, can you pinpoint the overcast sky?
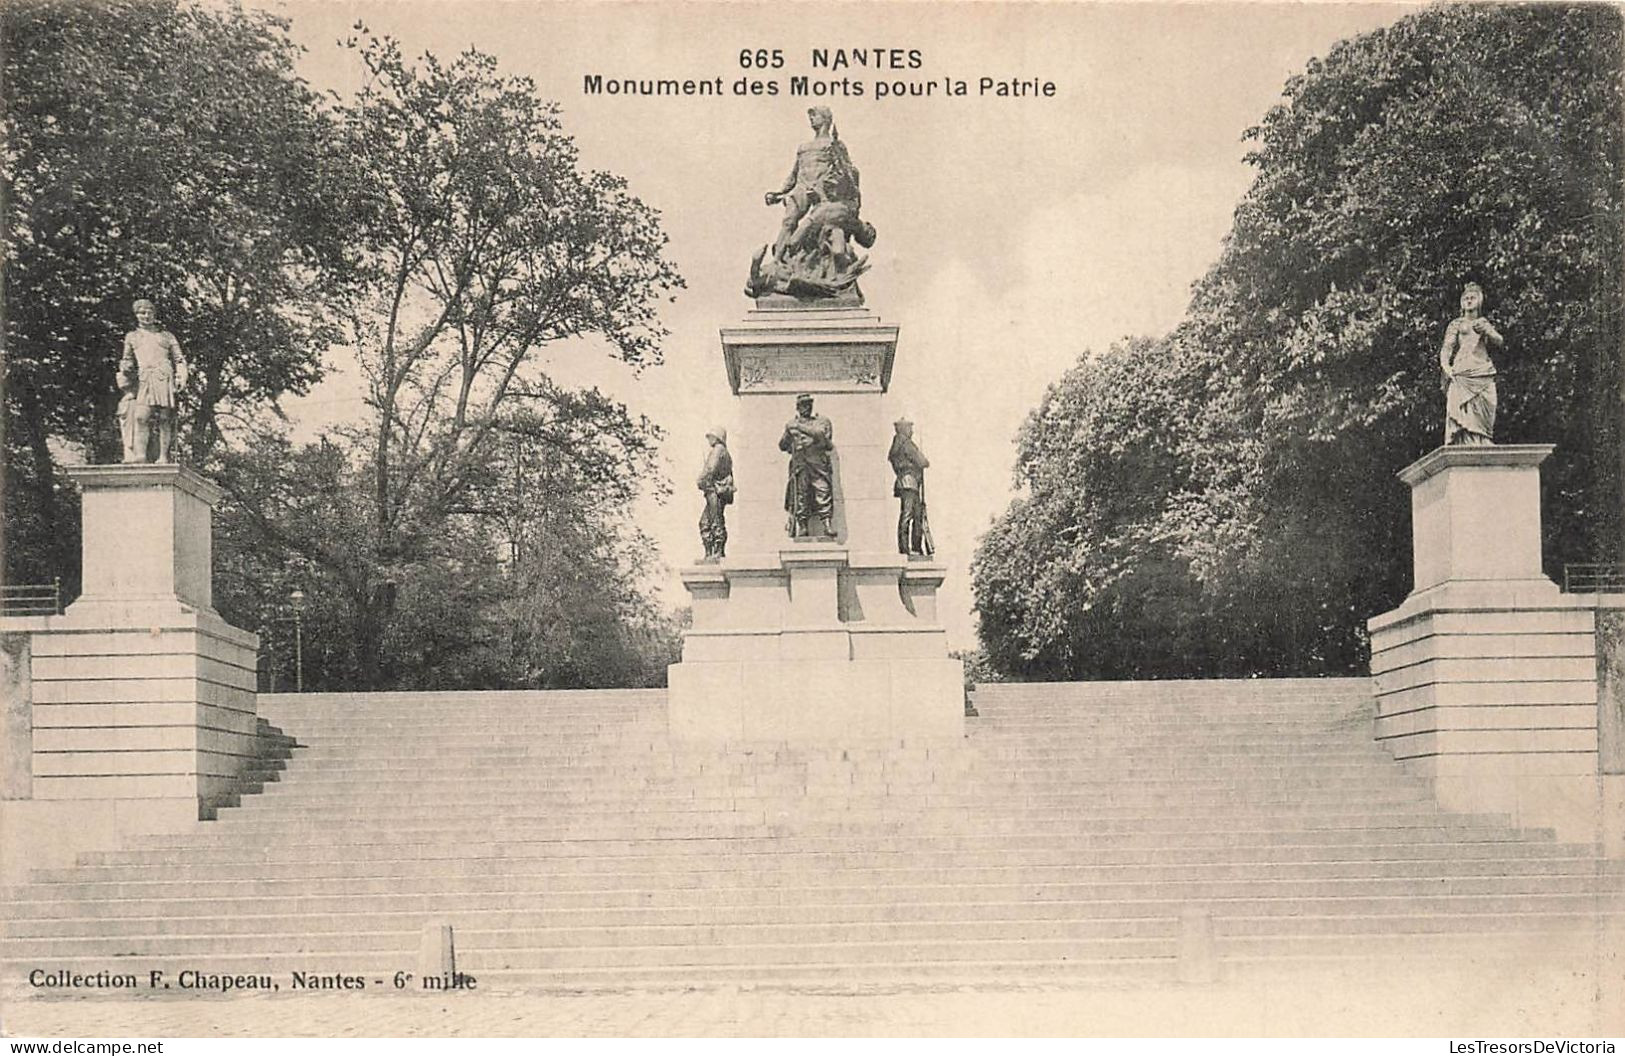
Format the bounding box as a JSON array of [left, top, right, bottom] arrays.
[[265, 0, 1420, 646]]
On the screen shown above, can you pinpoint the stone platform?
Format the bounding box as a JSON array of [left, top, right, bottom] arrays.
[[1368, 445, 1625, 845], [670, 546, 961, 743], [0, 463, 270, 882]]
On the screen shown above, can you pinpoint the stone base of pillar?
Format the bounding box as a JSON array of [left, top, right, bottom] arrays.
[[0, 464, 265, 882], [5, 608, 261, 812], [1370, 444, 1625, 845], [668, 547, 963, 745], [0, 797, 199, 886]]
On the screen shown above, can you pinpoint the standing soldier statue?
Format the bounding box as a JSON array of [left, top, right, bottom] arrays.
[[119, 298, 188, 463], [889, 418, 933, 557], [1439, 281, 1503, 446], [697, 426, 734, 562], [779, 393, 836, 539]]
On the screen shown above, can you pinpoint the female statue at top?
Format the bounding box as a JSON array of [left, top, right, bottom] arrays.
[[745, 107, 877, 301], [1439, 282, 1503, 446]]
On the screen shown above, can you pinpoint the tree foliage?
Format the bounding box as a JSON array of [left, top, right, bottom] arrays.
[[221, 31, 684, 687], [3, 8, 685, 690], [214, 426, 681, 692], [2, 0, 359, 584], [974, 4, 1623, 679]]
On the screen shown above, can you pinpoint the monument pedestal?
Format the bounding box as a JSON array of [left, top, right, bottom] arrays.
[[667, 304, 963, 746], [670, 548, 962, 744], [1368, 445, 1625, 845], [0, 464, 262, 881]]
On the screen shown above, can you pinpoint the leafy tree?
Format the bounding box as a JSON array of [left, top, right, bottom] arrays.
[[214, 423, 681, 692], [973, 336, 1218, 678], [975, 4, 1623, 680], [1, 0, 359, 586], [221, 32, 682, 687]]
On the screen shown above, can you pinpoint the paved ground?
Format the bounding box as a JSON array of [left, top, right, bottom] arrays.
[[3, 959, 1622, 1037]]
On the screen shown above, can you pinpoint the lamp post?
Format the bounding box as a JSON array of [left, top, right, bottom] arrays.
[[290, 588, 306, 693]]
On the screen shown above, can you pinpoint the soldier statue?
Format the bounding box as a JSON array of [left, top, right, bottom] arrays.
[[779, 394, 836, 539], [889, 418, 933, 557], [697, 426, 734, 562]]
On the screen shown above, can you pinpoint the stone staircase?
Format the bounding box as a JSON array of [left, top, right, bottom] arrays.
[[4, 679, 1622, 990]]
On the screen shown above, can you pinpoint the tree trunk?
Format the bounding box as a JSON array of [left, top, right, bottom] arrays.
[[190, 367, 225, 465], [351, 578, 400, 691], [17, 384, 65, 584], [350, 582, 381, 691]]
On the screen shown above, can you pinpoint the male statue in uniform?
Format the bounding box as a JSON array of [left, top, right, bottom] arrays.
[[779, 394, 836, 539], [119, 298, 188, 463], [889, 418, 933, 557], [697, 426, 734, 562], [1439, 281, 1503, 446]]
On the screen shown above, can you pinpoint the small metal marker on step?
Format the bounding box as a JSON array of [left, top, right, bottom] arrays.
[[1177, 905, 1217, 984], [419, 921, 455, 982]]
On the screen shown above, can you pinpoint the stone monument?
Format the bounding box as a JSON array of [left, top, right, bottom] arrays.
[[1369, 300, 1624, 848], [667, 112, 962, 745], [0, 306, 261, 881]]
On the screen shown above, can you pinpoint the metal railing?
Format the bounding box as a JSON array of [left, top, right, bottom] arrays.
[[1, 579, 62, 616], [1563, 563, 1625, 594]]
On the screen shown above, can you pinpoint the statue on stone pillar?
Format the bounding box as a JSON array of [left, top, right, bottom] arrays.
[[745, 107, 876, 301], [1439, 282, 1503, 446], [780, 394, 836, 539], [119, 298, 188, 463], [889, 419, 933, 557], [697, 426, 734, 562]]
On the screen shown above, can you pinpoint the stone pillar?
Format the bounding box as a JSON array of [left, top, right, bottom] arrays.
[[70, 463, 218, 619], [719, 306, 900, 562], [0, 464, 261, 882], [1599, 609, 1625, 856], [1368, 445, 1625, 844], [1400, 445, 1552, 595], [666, 304, 963, 746]]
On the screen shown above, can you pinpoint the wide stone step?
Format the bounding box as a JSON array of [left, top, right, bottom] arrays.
[[249, 772, 1421, 795], [16, 906, 1622, 963], [279, 743, 1395, 763], [236, 770, 1433, 790], [175, 810, 1512, 842], [7, 922, 1563, 972], [11, 889, 1625, 939], [24, 843, 1599, 887], [266, 756, 1405, 777], [81, 825, 1542, 867], [15, 856, 1616, 905], [220, 798, 1450, 825], [289, 727, 1367, 742], [972, 706, 1367, 717], [217, 781, 1445, 807], [77, 821, 1564, 858]]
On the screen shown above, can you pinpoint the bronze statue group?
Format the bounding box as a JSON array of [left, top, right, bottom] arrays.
[[695, 394, 933, 563]]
